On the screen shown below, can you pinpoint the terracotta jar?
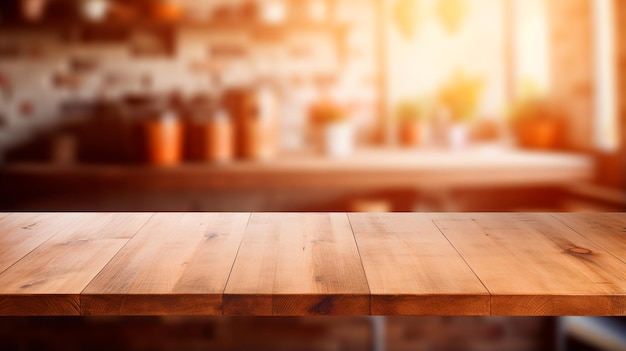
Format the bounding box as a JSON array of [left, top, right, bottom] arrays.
[[223, 87, 278, 160], [185, 109, 233, 162], [133, 112, 182, 166]]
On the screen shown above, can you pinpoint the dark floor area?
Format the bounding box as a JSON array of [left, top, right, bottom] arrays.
[[0, 316, 557, 351]]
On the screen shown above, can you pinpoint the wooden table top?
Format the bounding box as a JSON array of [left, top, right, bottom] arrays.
[[0, 212, 623, 316]]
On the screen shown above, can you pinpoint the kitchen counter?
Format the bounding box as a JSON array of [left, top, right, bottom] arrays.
[[0, 148, 593, 190], [0, 212, 623, 316]]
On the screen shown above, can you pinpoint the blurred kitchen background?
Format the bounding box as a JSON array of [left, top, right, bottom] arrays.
[[0, 1, 624, 350], [0, 0, 623, 212]]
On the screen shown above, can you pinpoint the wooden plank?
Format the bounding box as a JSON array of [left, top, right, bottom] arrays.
[[0, 212, 69, 275], [348, 213, 489, 315], [434, 213, 626, 316], [0, 213, 151, 316], [224, 213, 369, 316], [1, 212, 623, 317], [551, 213, 626, 263], [82, 213, 249, 316]]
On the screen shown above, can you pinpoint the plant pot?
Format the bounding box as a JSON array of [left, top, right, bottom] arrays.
[[322, 122, 353, 157], [514, 120, 560, 150], [398, 121, 422, 147]]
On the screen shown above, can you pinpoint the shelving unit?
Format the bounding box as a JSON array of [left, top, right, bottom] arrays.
[[0, 18, 348, 33], [0, 18, 349, 60], [0, 0, 379, 160]]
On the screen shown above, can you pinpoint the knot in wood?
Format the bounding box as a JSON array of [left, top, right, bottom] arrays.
[[568, 247, 592, 255]]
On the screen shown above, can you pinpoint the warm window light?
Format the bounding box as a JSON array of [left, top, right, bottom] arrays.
[[385, 0, 507, 122], [592, 0, 619, 152], [513, 0, 550, 98]]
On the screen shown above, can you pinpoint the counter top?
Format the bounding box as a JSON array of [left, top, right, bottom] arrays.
[[0, 148, 593, 190], [0, 212, 623, 316]]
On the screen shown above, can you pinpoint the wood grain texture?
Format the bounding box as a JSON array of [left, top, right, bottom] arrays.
[[224, 213, 369, 316], [0, 213, 151, 315], [1, 212, 625, 316], [349, 213, 489, 315], [434, 213, 626, 316], [82, 213, 249, 315], [551, 213, 626, 263], [0, 295, 80, 315], [0, 212, 69, 274]]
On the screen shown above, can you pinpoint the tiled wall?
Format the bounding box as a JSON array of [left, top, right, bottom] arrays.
[[0, 0, 378, 157]]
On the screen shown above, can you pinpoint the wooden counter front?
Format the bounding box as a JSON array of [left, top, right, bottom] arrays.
[[0, 212, 623, 316]]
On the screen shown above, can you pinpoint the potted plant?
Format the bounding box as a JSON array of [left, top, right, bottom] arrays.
[[309, 101, 353, 157], [395, 98, 428, 147], [509, 97, 564, 150], [437, 72, 483, 149]]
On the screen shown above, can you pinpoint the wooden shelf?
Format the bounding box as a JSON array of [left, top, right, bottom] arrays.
[[0, 19, 348, 34], [0, 19, 348, 58]]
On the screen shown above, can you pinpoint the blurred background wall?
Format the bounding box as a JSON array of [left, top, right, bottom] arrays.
[[0, 0, 622, 212]]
